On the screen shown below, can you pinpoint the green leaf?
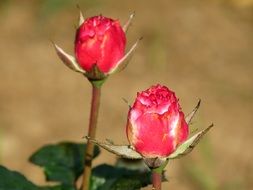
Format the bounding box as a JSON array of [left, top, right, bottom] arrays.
[[41, 185, 76, 190], [29, 142, 100, 185], [91, 164, 152, 190], [0, 165, 76, 190], [0, 165, 39, 190]]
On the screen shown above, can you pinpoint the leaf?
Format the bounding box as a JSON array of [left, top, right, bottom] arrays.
[[0, 165, 39, 190], [53, 43, 85, 74], [168, 124, 214, 159], [29, 142, 100, 185], [115, 158, 148, 171], [87, 137, 142, 159], [41, 185, 76, 190], [0, 166, 76, 190], [185, 99, 201, 125], [90, 164, 152, 190]]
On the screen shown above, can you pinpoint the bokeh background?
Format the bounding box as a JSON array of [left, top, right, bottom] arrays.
[[0, 0, 253, 189]]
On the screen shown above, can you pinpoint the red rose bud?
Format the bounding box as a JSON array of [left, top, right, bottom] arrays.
[[127, 84, 189, 158], [54, 13, 140, 81], [75, 15, 126, 74]]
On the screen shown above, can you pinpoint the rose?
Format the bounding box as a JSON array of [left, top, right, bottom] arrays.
[[54, 13, 139, 81], [88, 84, 213, 168], [75, 15, 126, 74], [127, 84, 189, 158]]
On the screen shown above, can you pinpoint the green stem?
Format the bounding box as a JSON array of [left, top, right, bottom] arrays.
[[81, 81, 102, 190], [151, 159, 168, 190], [152, 170, 162, 190]]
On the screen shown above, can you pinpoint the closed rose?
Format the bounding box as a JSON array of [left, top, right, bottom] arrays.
[[75, 15, 126, 74], [127, 84, 189, 158], [54, 13, 139, 81]]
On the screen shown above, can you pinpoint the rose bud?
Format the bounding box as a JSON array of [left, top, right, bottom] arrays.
[[54, 13, 140, 81], [127, 84, 189, 159], [75, 15, 126, 74], [87, 86, 213, 168]]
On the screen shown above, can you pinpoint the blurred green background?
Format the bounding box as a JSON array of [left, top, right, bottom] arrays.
[[0, 0, 253, 189]]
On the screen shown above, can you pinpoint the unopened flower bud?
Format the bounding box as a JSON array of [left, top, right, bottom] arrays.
[[75, 15, 126, 74], [127, 84, 189, 158], [54, 13, 139, 82]]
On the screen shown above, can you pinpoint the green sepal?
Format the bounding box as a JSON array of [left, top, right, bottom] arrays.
[[168, 124, 214, 160], [53, 43, 85, 74], [89, 78, 107, 88], [151, 159, 169, 174], [84, 64, 107, 81], [122, 12, 135, 33], [86, 137, 142, 159]]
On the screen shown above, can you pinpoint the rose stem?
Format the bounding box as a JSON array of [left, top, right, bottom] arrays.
[[81, 81, 102, 190], [152, 170, 162, 190]]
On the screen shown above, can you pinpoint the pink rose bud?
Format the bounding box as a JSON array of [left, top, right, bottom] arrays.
[[127, 84, 189, 158], [75, 15, 126, 74]]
